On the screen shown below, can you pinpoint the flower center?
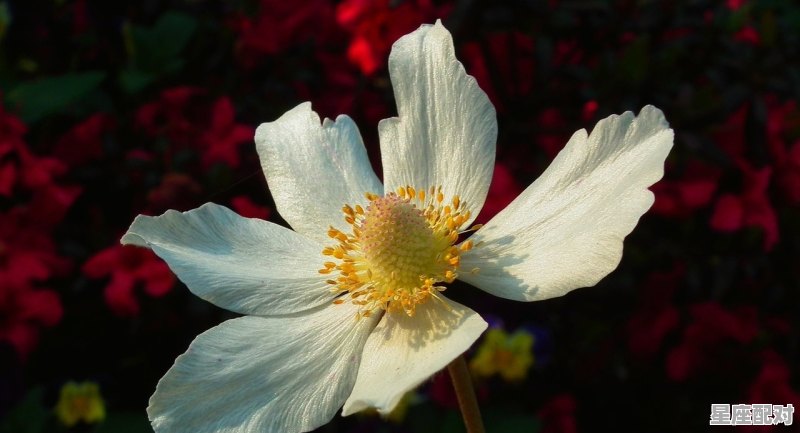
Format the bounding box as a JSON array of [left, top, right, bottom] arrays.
[[320, 186, 480, 317]]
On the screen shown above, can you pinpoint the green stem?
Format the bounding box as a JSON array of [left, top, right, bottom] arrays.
[[446, 354, 485, 433]]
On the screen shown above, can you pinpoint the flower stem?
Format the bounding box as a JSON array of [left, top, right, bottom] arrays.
[[446, 354, 485, 433]]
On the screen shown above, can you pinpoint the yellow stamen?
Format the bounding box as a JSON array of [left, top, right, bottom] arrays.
[[320, 186, 479, 317]]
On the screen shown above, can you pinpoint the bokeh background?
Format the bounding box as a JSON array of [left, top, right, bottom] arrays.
[[1, 0, 799, 432]]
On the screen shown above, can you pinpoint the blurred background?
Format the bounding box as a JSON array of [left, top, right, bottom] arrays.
[[1, 0, 799, 432]]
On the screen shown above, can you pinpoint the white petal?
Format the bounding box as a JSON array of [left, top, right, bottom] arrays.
[[255, 102, 383, 245], [148, 302, 379, 433], [460, 106, 673, 301], [342, 296, 487, 415], [121, 203, 332, 316], [379, 20, 496, 226]]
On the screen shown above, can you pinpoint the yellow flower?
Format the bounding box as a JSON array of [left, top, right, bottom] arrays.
[[54, 381, 105, 427], [470, 328, 534, 382]]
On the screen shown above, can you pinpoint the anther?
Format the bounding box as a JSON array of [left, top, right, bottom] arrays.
[[322, 185, 479, 317]]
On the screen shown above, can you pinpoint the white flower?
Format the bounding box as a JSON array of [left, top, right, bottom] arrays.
[[122, 20, 673, 433]]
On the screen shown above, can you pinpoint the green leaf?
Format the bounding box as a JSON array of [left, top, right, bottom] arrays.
[[149, 12, 197, 63], [0, 387, 48, 433], [127, 12, 197, 72], [95, 412, 153, 433], [5, 71, 105, 123], [485, 413, 542, 433], [118, 69, 154, 94], [619, 36, 650, 86], [120, 12, 197, 93]]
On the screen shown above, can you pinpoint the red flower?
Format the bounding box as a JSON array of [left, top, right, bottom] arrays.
[[0, 281, 63, 359], [774, 142, 800, 204], [765, 98, 800, 204], [475, 163, 522, 224], [535, 108, 570, 158], [734, 26, 760, 45], [294, 51, 390, 126], [29, 183, 83, 229], [428, 372, 458, 410], [460, 32, 536, 112], [0, 207, 71, 288], [136, 86, 203, 145], [146, 173, 203, 214], [232, 0, 336, 69], [0, 103, 27, 139], [581, 100, 598, 122], [0, 161, 15, 196], [230, 196, 271, 220], [748, 351, 800, 407], [0, 107, 27, 195], [0, 206, 67, 359], [83, 245, 176, 317], [136, 90, 254, 170], [53, 113, 114, 167], [199, 97, 254, 169], [428, 370, 488, 410], [539, 394, 577, 433], [652, 161, 720, 218], [335, 0, 451, 76], [1, 107, 79, 203], [627, 264, 683, 359], [553, 39, 585, 67], [736, 350, 800, 432], [711, 105, 747, 159], [666, 302, 758, 381], [726, 0, 746, 11], [710, 162, 778, 251]]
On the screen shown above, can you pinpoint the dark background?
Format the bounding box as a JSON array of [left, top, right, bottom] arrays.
[[1, 0, 799, 432]]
